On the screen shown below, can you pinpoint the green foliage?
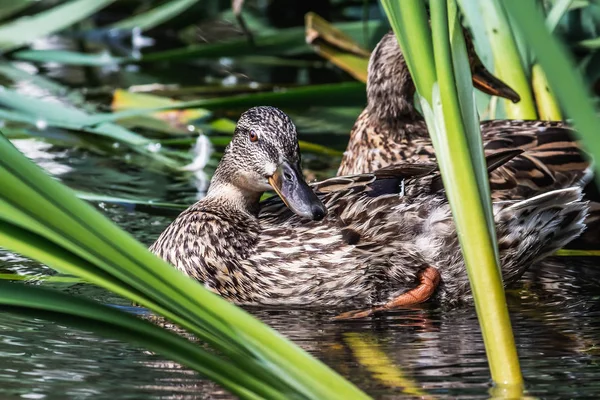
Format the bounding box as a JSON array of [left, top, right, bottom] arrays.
[[0, 0, 116, 51], [0, 281, 284, 400], [0, 0, 36, 21], [459, 0, 600, 120], [140, 20, 385, 62], [380, 0, 523, 388], [0, 0, 599, 396], [0, 129, 369, 399], [100, 82, 366, 123], [13, 49, 124, 66], [458, 0, 538, 119], [503, 1, 600, 180], [110, 0, 199, 32]]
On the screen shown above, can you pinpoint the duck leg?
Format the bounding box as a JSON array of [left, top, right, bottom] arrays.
[[333, 266, 441, 320]]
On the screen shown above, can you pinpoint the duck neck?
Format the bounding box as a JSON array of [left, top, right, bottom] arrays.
[[366, 83, 419, 124], [366, 32, 421, 124], [205, 161, 263, 218]]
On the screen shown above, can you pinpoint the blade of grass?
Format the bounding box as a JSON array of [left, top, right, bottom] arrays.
[[0, 62, 85, 106], [15, 50, 322, 67], [555, 249, 600, 256], [298, 140, 343, 157], [305, 13, 371, 57], [0, 207, 241, 355], [0, 282, 284, 400], [0, 0, 36, 21], [547, 0, 576, 32], [110, 0, 199, 32], [0, 273, 84, 283], [12, 49, 124, 66], [463, 0, 538, 119], [0, 88, 182, 168], [0, 130, 369, 399], [111, 89, 359, 148], [112, 88, 210, 125], [455, 0, 493, 70], [0, 88, 147, 145], [75, 190, 186, 210], [97, 82, 367, 123], [139, 21, 384, 62], [127, 82, 276, 97], [0, 0, 116, 51], [0, 186, 319, 399], [432, 0, 521, 386], [379, 2, 435, 99], [306, 43, 368, 82], [0, 180, 290, 396], [381, 0, 523, 387], [448, 1, 501, 263], [531, 64, 563, 120], [305, 13, 370, 82], [503, 1, 600, 179]]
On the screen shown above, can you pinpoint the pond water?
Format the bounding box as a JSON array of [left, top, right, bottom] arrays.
[[0, 24, 599, 400], [0, 135, 599, 400]]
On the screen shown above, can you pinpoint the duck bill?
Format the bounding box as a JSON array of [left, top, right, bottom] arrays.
[[268, 161, 327, 221], [472, 60, 521, 103]]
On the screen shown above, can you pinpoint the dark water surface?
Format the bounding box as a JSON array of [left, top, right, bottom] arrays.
[[0, 13, 597, 396], [0, 140, 599, 400]]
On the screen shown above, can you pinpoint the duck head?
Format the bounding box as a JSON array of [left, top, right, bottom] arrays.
[[209, 106, 327, 221], [367, 31, 521, 121]]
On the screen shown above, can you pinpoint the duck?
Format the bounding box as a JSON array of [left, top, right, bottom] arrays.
[[338, 31, 591, 190], [338, 31, 598, 246], [150, 106, 589, 318]]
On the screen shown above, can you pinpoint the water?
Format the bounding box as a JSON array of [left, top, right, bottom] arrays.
[[1, 135, 599, 399], [0, 16, 599, 398]]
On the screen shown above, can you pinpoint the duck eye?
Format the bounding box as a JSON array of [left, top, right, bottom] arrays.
[[249, 131, 259, 143]]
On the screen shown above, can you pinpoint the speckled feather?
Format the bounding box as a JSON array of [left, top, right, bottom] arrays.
[[338, 31, 598, 246], [337, 32, 591, 200], [150, 107, 589, 308], [340, 114, 588, 199]]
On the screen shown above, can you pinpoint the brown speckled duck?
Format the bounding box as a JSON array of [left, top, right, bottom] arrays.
[[338, 32, 590, 195], [150, 107, 589, 318], [339, 31, 598, 246]]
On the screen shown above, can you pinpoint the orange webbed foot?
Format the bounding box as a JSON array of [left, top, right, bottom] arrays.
[[332, 266, 441, 320]]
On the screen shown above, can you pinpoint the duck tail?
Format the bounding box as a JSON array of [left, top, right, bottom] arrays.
[[495, 186, 589, 284]]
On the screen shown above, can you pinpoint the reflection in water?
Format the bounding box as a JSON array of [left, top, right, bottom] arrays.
[[12, 139, 73, 176], [0, 107, 599, 399], [1, 250, 599, 399], [182, 133, 214, 199]]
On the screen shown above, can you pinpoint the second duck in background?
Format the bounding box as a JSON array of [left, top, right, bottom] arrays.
[[339, 31, 598, 247]]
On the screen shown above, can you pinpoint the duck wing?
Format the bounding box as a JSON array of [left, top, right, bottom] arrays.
[[481, 120, 592, 200], [260, 150, 522, 221], [259, 163, 438, 225]]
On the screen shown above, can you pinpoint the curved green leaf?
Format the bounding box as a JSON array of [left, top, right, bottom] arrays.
[[0, 282, 282, 400], [110, 0, 200, 32], [380, 0, 523, 387], [97, 82, 367, 123], [13, 49, 123, 66], [0, 0, 116, 51], [0, 128, 368, 399], [503, 0, 600, 181]]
